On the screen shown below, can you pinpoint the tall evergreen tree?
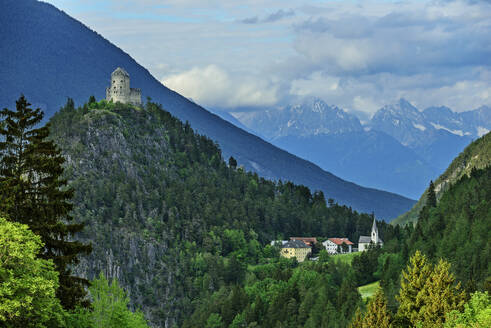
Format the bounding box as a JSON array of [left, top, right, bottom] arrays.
[[396, 251, 432, 325], [427, 180, 437, 208], [349, 309, 364, 328], [418, 259, 466, 327], [0, 95, 91, 309], [363, 289, 392, 328], [350, 289, 392, 328]]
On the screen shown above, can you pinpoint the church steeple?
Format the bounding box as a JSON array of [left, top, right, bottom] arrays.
[[371, 217, 378, 244]]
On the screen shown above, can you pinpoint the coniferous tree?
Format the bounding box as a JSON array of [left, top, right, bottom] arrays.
[[427, 180, 437, 208], [349, 309, 364, 328], [351, 289, 392, 328], [0, 95, 91, 309], [418, 259, 466, 327], [228, 156, 237, 169], [396, 251, 432, 325], [363, 289, 392, 328]]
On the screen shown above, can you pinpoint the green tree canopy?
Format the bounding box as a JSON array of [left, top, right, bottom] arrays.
[[88, 273, 149, 328], [0, 217, 64, 328], [0, 95, 91, 309], [396, 250, 433, 324], [444, 291, 491, 328], [418, 259, 466, 327], [397, 251, 466, 326], [350, 289, 391, 328]]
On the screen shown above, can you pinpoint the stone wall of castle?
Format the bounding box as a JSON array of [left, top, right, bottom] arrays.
[[129, 88, 142, 106], [106, 68, 142, 106]]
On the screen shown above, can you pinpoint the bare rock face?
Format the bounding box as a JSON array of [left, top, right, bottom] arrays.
[[54, 106, 178, 327]]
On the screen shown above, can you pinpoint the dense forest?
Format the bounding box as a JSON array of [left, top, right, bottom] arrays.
[[1, 96, 489, 327], [46, 98, 408, 326], [409, 166, 491, 290]]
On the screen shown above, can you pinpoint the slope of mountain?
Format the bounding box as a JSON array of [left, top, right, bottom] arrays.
[[392, 131, 491, 226], [0, 0, 414, 219], [48, 100, 387, 326], [273, 130, 439, 198], [408, 165, 491, 289]]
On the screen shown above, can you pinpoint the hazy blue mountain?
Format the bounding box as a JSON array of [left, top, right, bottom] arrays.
[[233, 98, 489, 199], [369, 99, 484, 171], [207, 107, 262, 137], [424, 105, 490, 138], [0, 0, 414, 219], [232, 98, 439, 198], [234, 98, 363, 140], [370, 99, 428, 148], [273, 131, 439, 199]]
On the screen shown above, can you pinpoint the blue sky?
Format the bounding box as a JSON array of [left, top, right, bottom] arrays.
[[44, 0, 491, 114]]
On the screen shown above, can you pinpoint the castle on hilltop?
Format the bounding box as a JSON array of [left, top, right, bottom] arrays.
[[106, 67, 142, 106]]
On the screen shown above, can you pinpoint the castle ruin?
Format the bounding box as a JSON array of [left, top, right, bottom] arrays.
[[106, 67, 142, 106]]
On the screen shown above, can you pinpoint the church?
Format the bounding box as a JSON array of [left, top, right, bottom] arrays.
[[358, 218, 383, 251]]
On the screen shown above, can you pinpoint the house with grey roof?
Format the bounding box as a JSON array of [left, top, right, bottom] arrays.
[[358, 217, 383, 251], [280, 240, 312, 262]]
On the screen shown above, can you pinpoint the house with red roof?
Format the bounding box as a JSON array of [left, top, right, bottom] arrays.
[[322, 238, 354, 254], [290, 237, 318, 247]]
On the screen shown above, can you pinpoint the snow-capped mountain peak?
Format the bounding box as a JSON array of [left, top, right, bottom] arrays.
[[232, 98, 363, 140]]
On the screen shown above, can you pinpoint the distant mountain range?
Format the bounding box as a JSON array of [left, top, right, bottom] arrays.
[[234, 98, 363, 139], [0, 0, 414, 219], [231, 98, 490, 198], [369, 99, 487, 171]]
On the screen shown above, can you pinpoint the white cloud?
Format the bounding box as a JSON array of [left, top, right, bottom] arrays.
[[161, 65, 278, 109], [43, 0, 491, 114]]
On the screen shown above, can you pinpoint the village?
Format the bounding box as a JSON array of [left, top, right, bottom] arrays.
[[271, 218, 383, 262]]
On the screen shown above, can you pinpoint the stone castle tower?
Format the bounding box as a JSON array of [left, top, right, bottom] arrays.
[[106, 67, 142, 106]]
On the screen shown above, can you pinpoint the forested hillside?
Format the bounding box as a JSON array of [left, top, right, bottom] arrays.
[[184, 160, 491, 327], [409, 166, 491, 290], [48, 99, 398, 326], [393, 131, 491, 226]]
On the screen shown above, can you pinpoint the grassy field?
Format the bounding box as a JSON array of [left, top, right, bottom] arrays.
[[358, 281, 380, 299], [330, 252, 360, 265]]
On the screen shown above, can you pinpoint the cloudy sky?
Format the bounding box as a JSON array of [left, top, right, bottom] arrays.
[[44, 0, 491, 114]]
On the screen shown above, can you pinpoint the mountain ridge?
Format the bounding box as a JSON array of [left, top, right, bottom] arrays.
[[232, 97, 489, 198], [0, 0, 414, 219]]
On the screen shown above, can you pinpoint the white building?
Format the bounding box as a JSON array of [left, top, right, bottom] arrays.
[[322, 238, 354, 254], [358, 217, 384, 251]]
